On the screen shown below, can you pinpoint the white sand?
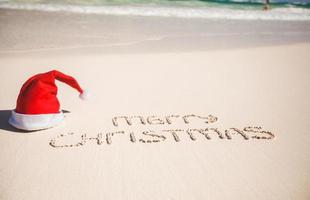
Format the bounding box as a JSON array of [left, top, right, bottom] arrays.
[[0, 42, 310, 199]]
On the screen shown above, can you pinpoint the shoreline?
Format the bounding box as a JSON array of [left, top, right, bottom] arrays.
[[1, 2, 310, 21]]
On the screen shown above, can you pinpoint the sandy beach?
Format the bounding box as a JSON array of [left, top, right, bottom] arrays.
[[1, 8, 310, 200]]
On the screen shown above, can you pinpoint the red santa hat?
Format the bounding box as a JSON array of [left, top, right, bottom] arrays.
[[9, 70, 89, 131]]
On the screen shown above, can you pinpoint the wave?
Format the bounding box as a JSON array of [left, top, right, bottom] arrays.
[[0, 2, 310, 20]]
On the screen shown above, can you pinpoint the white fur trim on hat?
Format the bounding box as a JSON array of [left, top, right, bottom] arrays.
[[9, 110, 64, 131], [79, 89, 90, 100]]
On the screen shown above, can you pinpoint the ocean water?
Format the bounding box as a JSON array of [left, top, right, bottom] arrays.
[[0, 0, 310, 20]]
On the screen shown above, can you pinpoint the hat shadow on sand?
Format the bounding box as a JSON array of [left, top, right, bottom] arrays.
[[0, 109, 70, 133]]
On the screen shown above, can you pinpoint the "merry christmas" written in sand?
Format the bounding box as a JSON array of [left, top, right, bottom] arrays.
[[50, 114, 275, 148]]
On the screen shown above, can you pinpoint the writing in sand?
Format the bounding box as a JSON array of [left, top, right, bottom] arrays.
[[49, 114, 275, 148]]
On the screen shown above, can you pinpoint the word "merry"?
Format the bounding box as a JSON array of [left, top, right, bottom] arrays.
[[112, 114, 218, 126]]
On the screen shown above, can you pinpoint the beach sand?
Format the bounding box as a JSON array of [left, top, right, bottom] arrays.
[[0, 8, 310, 200]]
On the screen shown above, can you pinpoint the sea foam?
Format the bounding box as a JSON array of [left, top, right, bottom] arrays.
[[0, 2, 310, 21]]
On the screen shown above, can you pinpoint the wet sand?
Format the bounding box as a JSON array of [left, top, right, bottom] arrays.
[[1, 8, 310, 54]]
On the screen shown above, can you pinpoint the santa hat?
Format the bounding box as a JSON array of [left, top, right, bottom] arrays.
[[9, 70, 89, 131]]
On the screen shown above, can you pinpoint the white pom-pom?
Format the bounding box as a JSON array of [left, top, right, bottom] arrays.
[[79, 90, 90, 100]]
